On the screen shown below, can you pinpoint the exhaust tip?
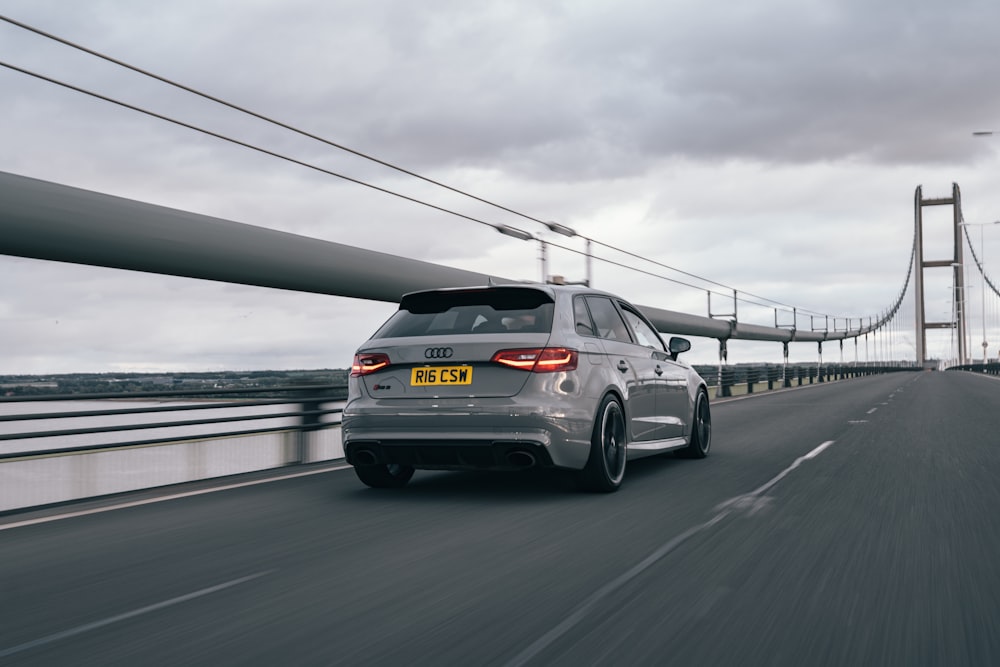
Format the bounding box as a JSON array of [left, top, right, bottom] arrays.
[[353, 449, 378, 466], [506, 450, 536, 469]]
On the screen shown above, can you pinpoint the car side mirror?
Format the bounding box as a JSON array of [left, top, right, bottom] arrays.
[[668, 337, 691, 359]]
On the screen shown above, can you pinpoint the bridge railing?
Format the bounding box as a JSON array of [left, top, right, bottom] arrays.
[[0, 384, 346, 512], [699, 362, 918, 397], [945, 362, 1000, 376], [1, 366, 922, 512]]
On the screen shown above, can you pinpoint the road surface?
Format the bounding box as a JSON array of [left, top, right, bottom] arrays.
[[2, 371, 999, 666]]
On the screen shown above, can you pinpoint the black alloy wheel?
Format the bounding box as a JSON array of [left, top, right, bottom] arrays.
[[581, 394, 627, 492], [681, 389, 711, 459]]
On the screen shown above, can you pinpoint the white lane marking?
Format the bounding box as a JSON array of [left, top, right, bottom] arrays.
[[0, 464, 352, 532], [804, 440, 834, 459], [0, 571, 273, 659], [848, 420, 868, 424], [718, 440, 835, 506], [504, 511, 732, 667], [505, 441, 836, 667], [866, 408, 878, 414]]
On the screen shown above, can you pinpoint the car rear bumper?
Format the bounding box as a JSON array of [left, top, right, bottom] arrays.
[[342, 404, 593, 470], [344, 438, 558, 471]]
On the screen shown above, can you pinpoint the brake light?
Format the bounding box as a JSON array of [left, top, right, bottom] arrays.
[[491, 348, 578, 372], [351, 353, 390, 376]]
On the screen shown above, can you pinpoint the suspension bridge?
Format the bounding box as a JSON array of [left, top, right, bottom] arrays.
[[2, 170, 1000, 667], [3, 11, 1000, 666]]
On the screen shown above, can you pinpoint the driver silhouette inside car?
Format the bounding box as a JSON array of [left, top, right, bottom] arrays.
[[472, 312, 537, 333], [503, 313, 537, 331]]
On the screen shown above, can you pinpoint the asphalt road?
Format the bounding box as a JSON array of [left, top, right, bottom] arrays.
[[2, 371, 999, 666]]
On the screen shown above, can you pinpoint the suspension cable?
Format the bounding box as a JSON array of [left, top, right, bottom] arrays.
[[0, 14, 916, 330], [0, 13, 904, 323]]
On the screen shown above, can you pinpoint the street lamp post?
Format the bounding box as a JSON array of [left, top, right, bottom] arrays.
[[959, 220, 1000, 363], [948, 278, 968, 368]]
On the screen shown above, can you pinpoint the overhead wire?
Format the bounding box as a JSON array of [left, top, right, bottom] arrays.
[[0, 13, 909, 332], [0, 15, 546, 232], [1, 14, 769, 307], [0, 61, 511, 235], [2, 58, 746, 303]]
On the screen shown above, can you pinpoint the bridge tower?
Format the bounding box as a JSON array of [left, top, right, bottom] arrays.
[[914, 183, 966, 365]]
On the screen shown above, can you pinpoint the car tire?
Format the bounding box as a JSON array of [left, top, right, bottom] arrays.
[[680, 389, 711, 459], [580, 394, 627, 492], [354, 463, 415, 488]]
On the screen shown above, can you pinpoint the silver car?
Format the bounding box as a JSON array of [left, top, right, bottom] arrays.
[[341, 284, 711, 491]]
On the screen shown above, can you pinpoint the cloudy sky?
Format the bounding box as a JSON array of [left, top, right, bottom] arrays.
[[2, 0, 1000, 374]]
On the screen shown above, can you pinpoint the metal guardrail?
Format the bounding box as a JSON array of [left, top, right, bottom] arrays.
[[697, 363, 919, 397], [0, 384, 349, 512], [0, 369, 922, 513], [946, 363, 1000, 376], [0, 367, 923, 460], [0, 384, 347, 461]]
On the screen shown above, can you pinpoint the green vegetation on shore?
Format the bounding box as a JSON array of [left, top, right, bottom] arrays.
[[0, 369, 350, 397]]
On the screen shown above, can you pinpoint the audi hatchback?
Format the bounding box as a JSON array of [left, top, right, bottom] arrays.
[[341, 284, 711, 491]]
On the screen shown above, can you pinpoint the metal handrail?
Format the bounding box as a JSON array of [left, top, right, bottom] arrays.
[[0, 385, 347, 460], [0, 406, 343, 443], [0, 383, 345, 403]]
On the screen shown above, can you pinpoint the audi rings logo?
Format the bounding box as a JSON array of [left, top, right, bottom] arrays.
[[424, 347, 454, 359]]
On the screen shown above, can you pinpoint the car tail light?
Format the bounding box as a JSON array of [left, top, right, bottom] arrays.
[[491, 348, 578, 372], [351, 353, 390, 376]]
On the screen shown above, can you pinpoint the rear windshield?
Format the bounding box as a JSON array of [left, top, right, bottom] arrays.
[[373, 288, 555, 338]]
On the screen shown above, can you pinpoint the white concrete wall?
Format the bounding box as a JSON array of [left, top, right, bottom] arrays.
[[0, 426, 344, 512]]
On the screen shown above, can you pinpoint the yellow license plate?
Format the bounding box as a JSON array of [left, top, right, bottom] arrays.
[[411, 366, 473, 386]]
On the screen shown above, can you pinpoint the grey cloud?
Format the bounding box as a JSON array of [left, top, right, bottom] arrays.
[[2, 0, 998, 372]]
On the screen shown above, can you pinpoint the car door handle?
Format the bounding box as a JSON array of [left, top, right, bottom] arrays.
[[654, 365, 663, 376], [617, 360, 629, 373]]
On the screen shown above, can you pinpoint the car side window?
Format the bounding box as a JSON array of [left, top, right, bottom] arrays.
[[585, 296, 633, 342], [573, 297, 597, 336], [619, 305, 667, 352]]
